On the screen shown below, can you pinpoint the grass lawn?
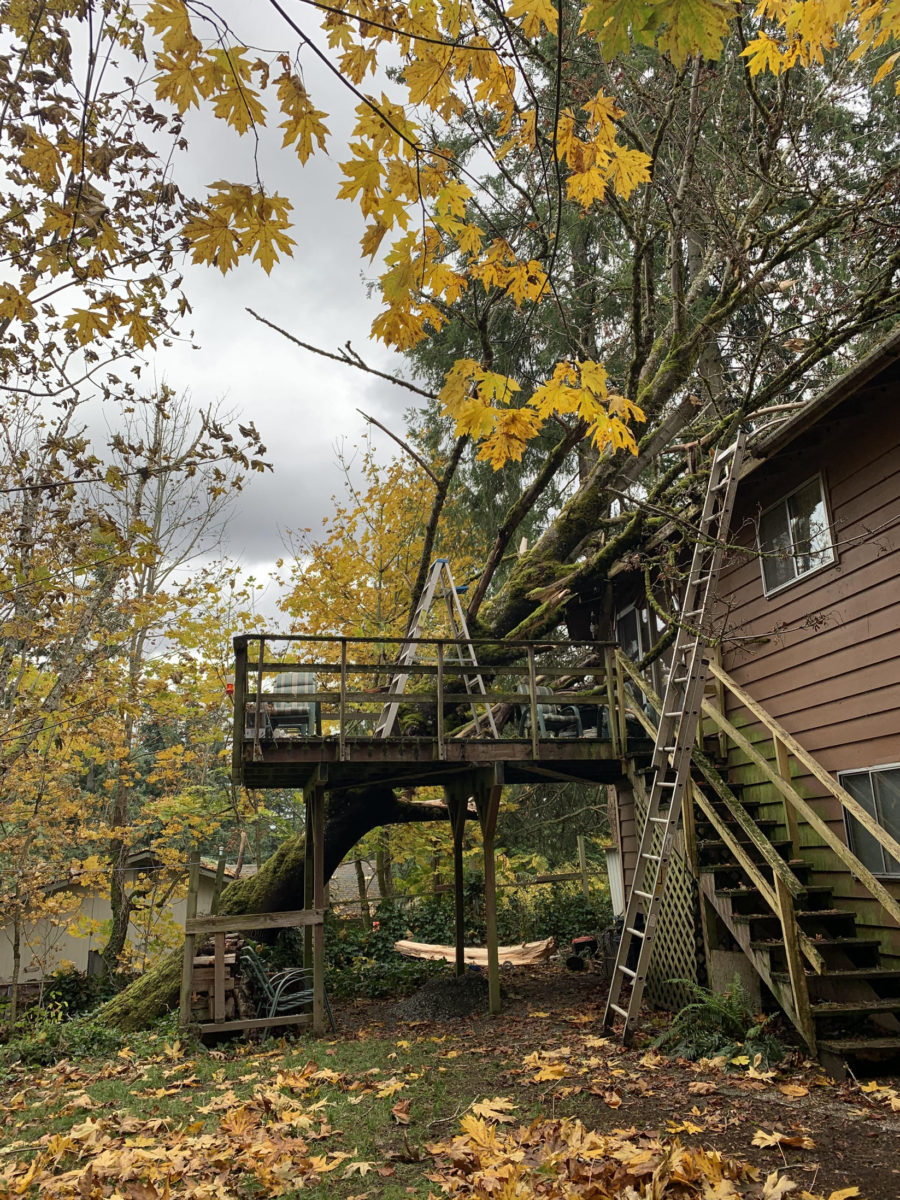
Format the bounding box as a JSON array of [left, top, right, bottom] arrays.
[[1, 967, 899, 1199]]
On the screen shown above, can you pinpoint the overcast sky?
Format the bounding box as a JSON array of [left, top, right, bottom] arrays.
[[143, 4, 418, 604]]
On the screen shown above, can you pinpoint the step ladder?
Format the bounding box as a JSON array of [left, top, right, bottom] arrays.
[[603, 430, 748, 1043], [373, 559, 499, 739]]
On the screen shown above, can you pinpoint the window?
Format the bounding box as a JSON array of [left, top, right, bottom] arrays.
[[838, 765, 900, 878], [758, 475, 834, 594]]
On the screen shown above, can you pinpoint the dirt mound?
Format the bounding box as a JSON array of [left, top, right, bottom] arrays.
[[393, 971, 496, 1021]]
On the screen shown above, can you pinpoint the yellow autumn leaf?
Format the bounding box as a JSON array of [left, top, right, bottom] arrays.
[[506, 0, 558, 36], [532, 1062, 567, 1081], [470, 1096, 518, 1123]]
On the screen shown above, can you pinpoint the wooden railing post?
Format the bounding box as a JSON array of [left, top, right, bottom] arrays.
[[339, 638, 347, 761], [232, 637, 247, 786], [527, 646, 539, 758], [178, 850, 201, 1030], [436, 641, 445, 757], [253, 637, 265, 758], [615, 652, 628, 754], [774, 736, 801, 858], [604, 646, 619, 755], [774, 874, 817, 1054]]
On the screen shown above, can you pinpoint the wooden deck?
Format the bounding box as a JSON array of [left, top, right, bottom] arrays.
[[232, 633, 646, 792], [239, 733, 643, 790]]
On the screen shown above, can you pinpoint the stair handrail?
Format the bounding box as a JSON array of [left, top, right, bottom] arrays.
[[708, 661, 900, 868], [617, 651, 825, 972], [703, 663, 900, 931]]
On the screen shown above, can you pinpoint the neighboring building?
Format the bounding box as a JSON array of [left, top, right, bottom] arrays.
[[612, 328, 900, 1065], [0, 853, 229, 986]]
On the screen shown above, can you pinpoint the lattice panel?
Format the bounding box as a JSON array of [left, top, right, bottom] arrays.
[[632, 780, 703, 1012]]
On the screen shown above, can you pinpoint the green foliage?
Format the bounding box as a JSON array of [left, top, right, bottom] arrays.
[[403, 876, 612, 950], [653, 975, 786, 1067], [0, 1004, 187, 1068], [44, 967, 118, 1017]]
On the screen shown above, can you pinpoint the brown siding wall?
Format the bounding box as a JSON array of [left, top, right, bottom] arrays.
[[717, 375, 900, 963]]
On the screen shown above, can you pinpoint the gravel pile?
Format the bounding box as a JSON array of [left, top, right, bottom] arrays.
[[393, 971, 495, 1021]]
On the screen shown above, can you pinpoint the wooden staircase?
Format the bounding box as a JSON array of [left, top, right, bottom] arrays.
[[616, 650, 900, 1074], [694, 778, 900, 1073]]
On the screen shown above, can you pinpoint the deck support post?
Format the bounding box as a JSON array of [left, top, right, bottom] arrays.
[[178, 850, 202, 1029], [445, 779, 471, 977], [303, 793, 314, 972], [475, 764, 504, 1015], [309, 777, 327, 1035]]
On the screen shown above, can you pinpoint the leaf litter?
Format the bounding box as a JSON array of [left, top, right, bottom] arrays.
[[2, 967, 899, 1198]]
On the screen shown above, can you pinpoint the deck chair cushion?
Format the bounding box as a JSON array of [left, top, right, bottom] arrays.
[[270, 671, 317, 731]]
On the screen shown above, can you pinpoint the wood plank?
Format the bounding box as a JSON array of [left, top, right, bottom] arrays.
[[191, 969, 235, 989], [186, 909, 325, 935], [193, 954, 237, 967], [213, 932, 226, 1023], [198, 1013, 311, 1034]]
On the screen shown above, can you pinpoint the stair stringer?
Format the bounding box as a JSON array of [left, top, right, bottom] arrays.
[[697, 870, 806, 1042]]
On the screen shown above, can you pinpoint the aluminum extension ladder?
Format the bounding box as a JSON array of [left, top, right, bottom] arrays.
[[603, 430, 748, 1042], [373, 559, 499, 739]]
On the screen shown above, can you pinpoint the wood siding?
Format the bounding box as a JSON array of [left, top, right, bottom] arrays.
[[717, 372, 900, 963]]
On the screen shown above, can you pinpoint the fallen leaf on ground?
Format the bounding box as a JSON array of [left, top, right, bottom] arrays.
[[470, 1097, 518, 1123]]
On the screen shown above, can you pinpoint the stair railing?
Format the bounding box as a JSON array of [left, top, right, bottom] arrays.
[[617, 650, 820, 1049], [704, 661, 900, 931]]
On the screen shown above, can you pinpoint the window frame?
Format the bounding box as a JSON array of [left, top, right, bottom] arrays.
[[757, 473, 836, 597], [837, 762, 900, 880]]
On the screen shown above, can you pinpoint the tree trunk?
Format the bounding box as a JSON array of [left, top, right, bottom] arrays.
[[96, 785, 458, 1029]]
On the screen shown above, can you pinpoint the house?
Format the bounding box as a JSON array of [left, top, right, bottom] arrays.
[[612, 326, 900, 1067], [0, 853, 231, 987]]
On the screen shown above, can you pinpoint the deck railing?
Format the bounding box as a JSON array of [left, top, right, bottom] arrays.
[[232, 633, 623, 765]]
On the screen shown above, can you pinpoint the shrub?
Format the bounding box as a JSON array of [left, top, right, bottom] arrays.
[[653, 975, 786, 1066]]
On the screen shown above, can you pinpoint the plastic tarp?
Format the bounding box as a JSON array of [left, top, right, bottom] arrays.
[[393, 937, 556, 966]]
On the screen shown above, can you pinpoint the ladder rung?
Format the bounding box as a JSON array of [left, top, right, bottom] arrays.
[[634, 890, 652, 901], [619, 965, 636, 978], [642, 853, 660, 861], [625, 926, 645, 938], [609, 1003, 629, 1019], [656, 780, 677, 788], [649, 816, 668, 824]]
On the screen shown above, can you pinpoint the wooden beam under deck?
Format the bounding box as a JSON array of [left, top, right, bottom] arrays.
[[238, 735, 648, 791]]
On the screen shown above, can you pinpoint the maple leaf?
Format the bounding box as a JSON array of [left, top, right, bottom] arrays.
[[277, 73, 330, 163], [761, 1170, 798, 1199], [506, 0, 559, 38], [741, 31, 800, 76], [469, 1097, 518, 1123], [391, 1099, 411, 1124], [752, 1129, 815, 1149]]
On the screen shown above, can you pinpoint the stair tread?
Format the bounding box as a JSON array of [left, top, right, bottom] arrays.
[[774, 967, 900, 981], [750, 936, 879, 949], [812, 998, 900, 1015], [734, 907, 854, 916], [817, 1037, 900, 1052]]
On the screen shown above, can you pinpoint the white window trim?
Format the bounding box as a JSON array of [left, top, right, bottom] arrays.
[[758, 472, 836, 598], [837, 762, 900, 880]]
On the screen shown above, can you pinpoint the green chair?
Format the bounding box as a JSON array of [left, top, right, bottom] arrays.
[[239, 944, 335, 1031]]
